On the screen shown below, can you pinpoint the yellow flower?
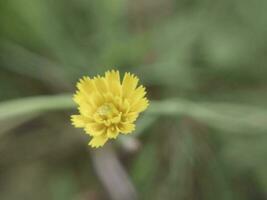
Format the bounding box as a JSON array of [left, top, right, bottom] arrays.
[[71, 70, 149, 148]]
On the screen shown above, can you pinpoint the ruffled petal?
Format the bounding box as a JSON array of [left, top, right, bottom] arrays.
[[93, 76, 108, 94], [89, 134, 108, 148], [130, 98, 149, 113], [128, 85, 146, 106], [122, 73, 139, 99], [71, 115, 90, 128], [123, 112, 138, 123], [85, 123, 106, 136], [105, 70, 122, 96], [107, 126, 119, 139], [76, 76, 96, 95], [118, 123, 135, 134]]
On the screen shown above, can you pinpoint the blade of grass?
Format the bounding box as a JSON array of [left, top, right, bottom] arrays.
[[0, 94, 73, 121], [1, 94, 267, 134]]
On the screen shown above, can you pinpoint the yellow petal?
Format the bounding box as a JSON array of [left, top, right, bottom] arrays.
[[123, 112, 138, 123], [93, 76, 108, 94], [71, 115, 90, 128], [130, 98, 149, 113], [74, 93, 95, 116], [73, 92, 97, 112], [129, 85, 146, 106], [110, 113, 121, 124], [73, 92, 86, 105], [103, 92, 114, 103], [113, 95, 122, 109], [89, 135, 108, 148], [118, 123, 135, 134], [103, 120, 111, 126], [90, 92, 105, 107], [78, 105, 95, 117], [85, 123, 106, 136], [122, 73, 139, 98], [77, 76, 96, 95], [107, 126, 119, 139], [105, 70, 122, 96], [120, 99, 130, 113], [93, 113, 105, 124], [105, 70, 120, 83], [76, 77, 102, 107]]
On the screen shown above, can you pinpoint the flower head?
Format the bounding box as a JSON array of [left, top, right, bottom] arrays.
[[71, 70, 149, 148]]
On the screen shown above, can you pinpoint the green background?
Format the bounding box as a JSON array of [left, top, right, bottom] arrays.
[[0, 0, 267, 199]]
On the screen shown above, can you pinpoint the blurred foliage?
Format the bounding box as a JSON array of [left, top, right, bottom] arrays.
[[0, 0, 267, 200]]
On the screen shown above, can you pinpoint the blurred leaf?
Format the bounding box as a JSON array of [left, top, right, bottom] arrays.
[[0, 94, 73, 121]]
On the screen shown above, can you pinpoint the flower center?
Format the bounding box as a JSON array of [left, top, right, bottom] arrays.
[[94, 103, 122, 126], [96, 103, 117, 118]]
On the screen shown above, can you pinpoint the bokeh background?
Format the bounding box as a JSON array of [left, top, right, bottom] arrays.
[[0, 0, 267, 199]]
